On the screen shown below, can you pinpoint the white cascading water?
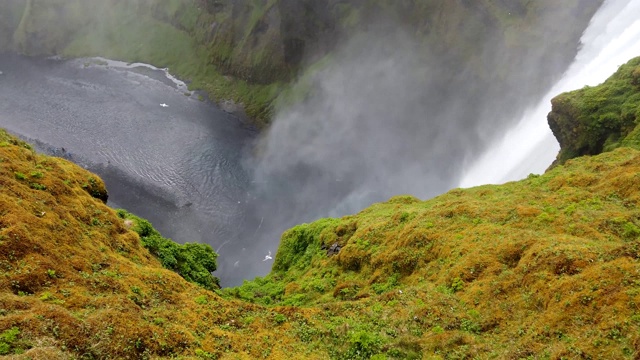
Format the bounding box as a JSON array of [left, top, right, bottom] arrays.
[[459, 0, 640, 188]]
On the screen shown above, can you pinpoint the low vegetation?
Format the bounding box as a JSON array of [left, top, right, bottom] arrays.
[[0, 129, 318, 359], [229, 146, 640, 358], [2, 56, 640, 357], [116, 209, 220, 291]]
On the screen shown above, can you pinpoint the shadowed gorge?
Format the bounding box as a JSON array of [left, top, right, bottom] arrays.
[[235, 1, 606, 281]]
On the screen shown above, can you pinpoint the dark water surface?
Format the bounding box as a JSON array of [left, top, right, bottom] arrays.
[[0, 54, 266, 285]]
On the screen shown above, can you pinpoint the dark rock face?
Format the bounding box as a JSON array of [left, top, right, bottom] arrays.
[[278, 0, 335, 66], [200, 0, 337, 83], [4, 0, 604, 92]]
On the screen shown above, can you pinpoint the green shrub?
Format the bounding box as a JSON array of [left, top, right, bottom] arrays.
[[195, 349, 217, 359], [344, 330, 383, 359], [273, 313, 287, 324], [0, 327, 21, 355], [29, 171, 43, 179], [117, 210, 220, 290], [29, 182, 46, 190], [451, 277, 464, 292], [194, 295, 208, 305], [274, 218, 340, 272], [223, 276, 286, 305]]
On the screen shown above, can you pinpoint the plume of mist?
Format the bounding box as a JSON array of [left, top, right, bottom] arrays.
[[253, 32, 464, 216], [213, 3, 607, 283], [217, 35, 536, 283]]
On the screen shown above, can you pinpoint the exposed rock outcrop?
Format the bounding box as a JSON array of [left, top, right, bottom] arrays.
[[548, 56, 640, 166]]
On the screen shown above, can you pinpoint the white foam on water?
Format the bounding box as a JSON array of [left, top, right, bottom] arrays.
[[80, 56, 191, 94]]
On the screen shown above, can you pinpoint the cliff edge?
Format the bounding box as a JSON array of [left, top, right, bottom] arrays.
[[549, 56, 640, 165]]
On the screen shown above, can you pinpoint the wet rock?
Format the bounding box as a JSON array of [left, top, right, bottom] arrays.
[[327, 242, 341, 256]]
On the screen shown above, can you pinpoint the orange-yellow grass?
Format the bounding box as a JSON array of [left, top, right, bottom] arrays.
[[234, 147, 640, 358], [3, 124, 640, 358], [0, 129, 323, 359]]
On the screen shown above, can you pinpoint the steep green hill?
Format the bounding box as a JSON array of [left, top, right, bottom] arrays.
[[0, 129, 321, 359], [228, 146, 640, 358]]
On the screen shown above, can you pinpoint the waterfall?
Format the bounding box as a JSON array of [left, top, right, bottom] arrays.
[[459, 0, 640, 188]]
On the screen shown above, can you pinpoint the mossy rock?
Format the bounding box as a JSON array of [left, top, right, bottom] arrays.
[[549, 56, 640, 165]]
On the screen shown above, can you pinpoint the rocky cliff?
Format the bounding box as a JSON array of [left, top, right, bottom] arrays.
[[549, 56, 640, 165], [1, 0, 602, 125]]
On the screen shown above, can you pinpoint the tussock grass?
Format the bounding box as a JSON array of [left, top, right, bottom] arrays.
[[0, 129, 320, 358], [2, 129, 640, 358]]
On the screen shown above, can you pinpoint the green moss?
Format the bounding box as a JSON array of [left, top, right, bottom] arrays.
[[549, 57, 640, 164], [227, 146, 640, 358], [0, 128, 329, 358], [4, 119, 640, 358], [0, 327, 24, 355], [116, 209, 220, 290]]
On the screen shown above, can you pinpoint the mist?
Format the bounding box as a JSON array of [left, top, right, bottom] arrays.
[[0, 0, 607, 285], [219, 6, 600, 282]]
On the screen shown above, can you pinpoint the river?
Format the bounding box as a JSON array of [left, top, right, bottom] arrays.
[[0, 54, 262, 286]]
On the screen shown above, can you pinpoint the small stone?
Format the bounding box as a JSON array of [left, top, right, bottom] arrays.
[[327, 242, 341, 256]]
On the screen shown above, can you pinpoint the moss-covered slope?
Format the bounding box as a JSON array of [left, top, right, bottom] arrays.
[[230, 146, 640, 358], [3, 101, 640, 357], [549, 56, 640, 165], [0, 130, 322, 359]]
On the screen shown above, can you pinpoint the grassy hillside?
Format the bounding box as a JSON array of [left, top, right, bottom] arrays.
[[228, 146, 640, 358], [549, 56, 640, 165], [2, 119, 640, 357], [0, 129, 322, 359]]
